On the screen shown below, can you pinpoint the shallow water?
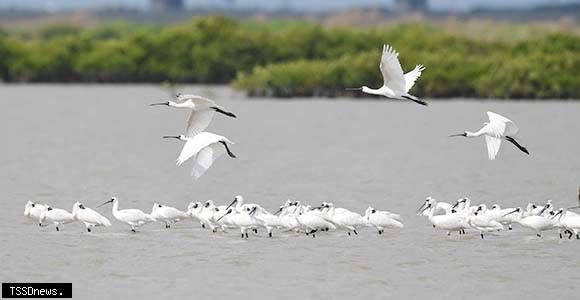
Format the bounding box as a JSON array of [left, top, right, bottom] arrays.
[[0, 85, 579, 299]]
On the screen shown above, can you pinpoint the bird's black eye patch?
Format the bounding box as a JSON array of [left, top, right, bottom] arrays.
[[158, 204, 162, 208], [532, 205, 537, 209], [31, 203, 35, 207], [47, 207, 53, 211], [371, 209, 376, 213]]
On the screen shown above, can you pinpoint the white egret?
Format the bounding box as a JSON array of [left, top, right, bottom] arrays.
[[24, 201, 49, 224], [150, 94, 236, 138], [364, 207, 404, 234], [98, 197, 155, 232], [150, 203, 189, 228], [552, 207, 580, 239], [39, 207, 74, 231], [346, 44, 427, 106], [163, 132, 236, 179], [72, 202, 111, 232], [449, 111, 529, 160]]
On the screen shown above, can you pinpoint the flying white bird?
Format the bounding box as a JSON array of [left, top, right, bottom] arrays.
[[163, 132, 236, 179], [150, 203, 189, 228], [24, 201, 49, 224], [346, 44, 427, 106], [72, 202, 111, 232], [98, 197, 155, 232], [150, 94, 236, 138], [450, 111, 529, 160], [39, 207, 75, 231]]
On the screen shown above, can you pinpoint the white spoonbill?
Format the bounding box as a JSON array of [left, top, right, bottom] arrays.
[[163, 132, 236, 179], [296, 206, 336, 237], [150, 94, 236, 138], [322, 203, 365, 236], [98, 197, 155, 232], [417, 197, 452, 216], [39, 207, 74, 231], [72, 202, 111, 232], [150, 203, 189, 228], [468, 205, 504, 239], [419, 200, 467, 236], [24, 201, 49, 224], [552, 207, 580, 239], [217, 206, 263, 239], [449, 111, 529, 160], [346, 44, 427, 106], [364, 207, 404, 235], [503, 207, 558, 238]]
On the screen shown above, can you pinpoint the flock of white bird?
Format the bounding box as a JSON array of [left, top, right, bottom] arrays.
[[417, 197, 580, 239], [22, 44, 577, 240], [24, 196, 403, 238]]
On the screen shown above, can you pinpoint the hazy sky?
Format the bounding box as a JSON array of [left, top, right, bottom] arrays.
[[0, 0, 578, 12]]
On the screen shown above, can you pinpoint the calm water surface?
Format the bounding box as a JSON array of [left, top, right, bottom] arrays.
[[0, 85, 579, 299]]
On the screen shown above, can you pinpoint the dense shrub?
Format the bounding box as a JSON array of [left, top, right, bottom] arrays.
[[0, 16, 579, 98]]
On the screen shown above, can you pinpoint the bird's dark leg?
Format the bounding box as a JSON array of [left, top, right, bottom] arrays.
[[481, 233, 484, 239], [353, 229, 358, 235], [56, 226, 59, 232], [537, 233, 541, 238], [508, 225, 512, 230], [220, 141, 236, 158], [268, 232, 272, 238], [569, 231, 574, 239], [348, 232, 351, 236], [87, 227, 91, 233], [505, 136, 530, 155]]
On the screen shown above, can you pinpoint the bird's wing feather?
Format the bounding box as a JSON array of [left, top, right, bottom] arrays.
[[485, 135, 502, 160], [487, 111, 519, 136], [404, 64, 425, 92], [185, 109, 215, 138], [191, 142, 226, 179], [176, 133, 221, 166], [380, 44, 406, 93]]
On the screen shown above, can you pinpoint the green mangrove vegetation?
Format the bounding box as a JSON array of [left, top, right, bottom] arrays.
[[0, 16, 578, 99]]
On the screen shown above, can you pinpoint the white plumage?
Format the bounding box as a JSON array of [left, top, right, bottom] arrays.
[[99, 197, 155, 232], [347, 44, 427, 106], [72, 202, 111, 232], [150, 203, 189, 228], [39, 207, 74, 231], [164, 132, 236, 179], [150, 94, 236, 138], [450, 111, 529, 160], [24, 201, 49, 224]]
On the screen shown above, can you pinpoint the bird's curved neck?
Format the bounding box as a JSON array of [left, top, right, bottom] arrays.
[[467, 128, 486, 137], [112, 200, 119, 214], [362, 86, 384, 96], [170, 101, 191, 108]]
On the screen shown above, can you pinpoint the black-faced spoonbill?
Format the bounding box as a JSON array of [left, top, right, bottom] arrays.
[[39, 207, 74, 231], [503, 207, 558, 238], [449, 111, 529, 160], [346, 44, 427, 106], [150, 94, 236, 138], [363, 207, 404, 235], [150, 203, 189, 228], [163, 132, 236, 179], [24, 201, 49, 224], [72, 202, 111, 232], [98, 197, 155, 232]]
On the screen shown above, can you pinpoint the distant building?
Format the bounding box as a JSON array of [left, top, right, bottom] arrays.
[[395, 0, 428, 12], [151, 0, 184, 12]]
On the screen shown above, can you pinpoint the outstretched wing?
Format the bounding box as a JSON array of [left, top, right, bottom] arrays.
[[380, 44, 406, 93], [185, 109, 215, 138], [404, 64, 425, 92], [485, 135, 502, 160], [191, 142, 226, 179], [487, 111, 519, 137]]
